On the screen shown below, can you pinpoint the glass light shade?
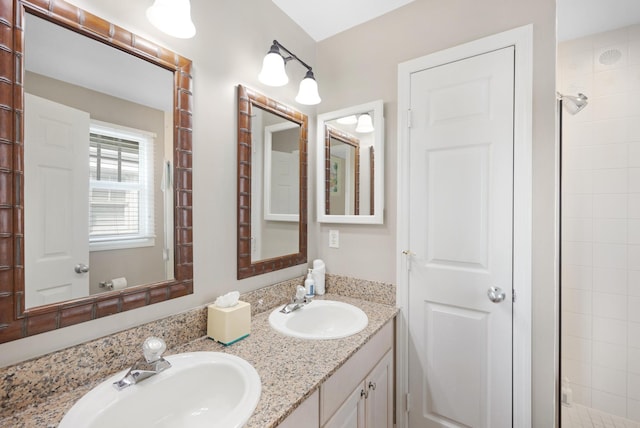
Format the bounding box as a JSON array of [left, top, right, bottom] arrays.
[[146, 0, 196, 39], [355, 113, 374, 133], [258, 52, 289, 87], [295, 71, 321, 105], [337, 115, 358, 125]]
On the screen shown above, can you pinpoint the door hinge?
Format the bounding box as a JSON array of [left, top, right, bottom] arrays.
[[406, 393, 411, 413], [407, 109, 412, 128], [512, 289, 517, 303]]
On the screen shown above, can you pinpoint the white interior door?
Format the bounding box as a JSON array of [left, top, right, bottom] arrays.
[[25, 93, 90, 308], [407, 46, 515, 427]]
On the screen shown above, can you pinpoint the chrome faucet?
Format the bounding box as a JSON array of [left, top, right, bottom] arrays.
[[113, 337, 171, 390], [280, 285, 311, 314]]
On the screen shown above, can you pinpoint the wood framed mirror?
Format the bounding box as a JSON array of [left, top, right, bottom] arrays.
[[0, 0, 194, 344], [237, 85, 307, 279], [325, 125, 362, 216], [317, 100, 384, 224]]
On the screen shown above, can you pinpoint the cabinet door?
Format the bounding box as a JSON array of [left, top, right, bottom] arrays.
[[365, 350, 394, 428], [324, 382, 366, 428], [279, 390, 319, 428]]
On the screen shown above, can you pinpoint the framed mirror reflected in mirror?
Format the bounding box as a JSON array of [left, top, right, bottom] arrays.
[[237, 85, 308, 279], [317, 100, 384, 224], [0, 0, 194, 344]]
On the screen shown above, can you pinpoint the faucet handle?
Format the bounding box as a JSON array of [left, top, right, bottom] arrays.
[[142, 337, 167, 363], [295, 285, 306, 301]]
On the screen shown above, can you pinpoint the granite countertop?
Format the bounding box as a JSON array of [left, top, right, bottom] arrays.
[[2, 294, 398, 428]]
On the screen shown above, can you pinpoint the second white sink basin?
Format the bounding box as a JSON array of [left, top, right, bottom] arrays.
[[269, 300, 368, 339], [59, 352, 261, 428]]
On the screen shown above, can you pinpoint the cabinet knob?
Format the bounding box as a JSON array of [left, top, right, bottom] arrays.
[[368, 381, 376, 391], [360, 389, 368, 399]]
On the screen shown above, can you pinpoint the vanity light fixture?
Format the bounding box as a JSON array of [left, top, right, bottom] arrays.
[[337, 115, 358, 125], [146, 0, 196, 39], [355, 113, 374, 133], [258, 40, 322, 105]]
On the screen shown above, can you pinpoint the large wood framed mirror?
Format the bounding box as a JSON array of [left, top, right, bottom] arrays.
[[237, 85, 307, 279], [317, 100, 384, 224], [0, 0, 194, 343]]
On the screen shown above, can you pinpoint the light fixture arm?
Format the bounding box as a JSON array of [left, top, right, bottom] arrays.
[[271, 40, 314, 74]]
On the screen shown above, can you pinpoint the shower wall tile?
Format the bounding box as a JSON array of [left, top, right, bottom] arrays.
[[628, 220, 640, 244], [593, 169, 627, 193], [593, 341, 627, 369], [593, 219, 626, 243], [593, 267, 626, 294], [628, 347, 640, 374], [592, 144, 627, 169], [629, 297, 640, 323], [628, 322, 640, 348], [592, 389, 627, 418], [563, 311, 593, 339], [563, 288, 593, 314], [564, 194, 594, 217], [565, 170, 594, 194], [564, 218, 594, 241], [561, 25, 640, 421], [627, 373, 640, 401], [593, 365, 627, 396], [628, 194, 640, 218], [563, 357, 593, 387], [563, 264, 593, 290], [593, 292, 627, 320], [629, 272, 640, 296], [593, 194, 626, 218], [564, 335, 593, 363], [593, 317, 627, 345], [593, 243, 626, 268]]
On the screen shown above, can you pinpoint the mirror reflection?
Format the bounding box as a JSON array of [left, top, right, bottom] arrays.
[[317, 100, 384, 224], [237, 85, 308, 279], [254, 109, 300, 261], [325, 126, 364, 215], [24, 14, 175, 309]]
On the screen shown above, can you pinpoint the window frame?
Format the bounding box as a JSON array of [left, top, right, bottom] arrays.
[[88, 120, 156, 252]]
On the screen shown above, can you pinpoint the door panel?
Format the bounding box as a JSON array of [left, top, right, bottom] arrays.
[[408, 46, 514, 428], [25, 94, 90, 308]]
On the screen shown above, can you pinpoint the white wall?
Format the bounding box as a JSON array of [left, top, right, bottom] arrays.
[[560, 23, 640, 421]]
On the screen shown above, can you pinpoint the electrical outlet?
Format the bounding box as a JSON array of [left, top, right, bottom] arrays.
[[329, 230, 339, 248]]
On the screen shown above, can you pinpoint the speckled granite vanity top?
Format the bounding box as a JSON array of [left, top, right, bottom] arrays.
[[1, 293, 397, 428]]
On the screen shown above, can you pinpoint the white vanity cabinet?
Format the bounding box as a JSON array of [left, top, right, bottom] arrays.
[[278, 390, 320, 428], [320, 321, 394, 428]]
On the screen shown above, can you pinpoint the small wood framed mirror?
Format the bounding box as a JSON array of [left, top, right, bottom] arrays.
[[237, 85, 308, 279]]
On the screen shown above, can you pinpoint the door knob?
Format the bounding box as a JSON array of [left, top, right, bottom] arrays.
[[487, 286, 506, 303], [74, 263, 89, 274]]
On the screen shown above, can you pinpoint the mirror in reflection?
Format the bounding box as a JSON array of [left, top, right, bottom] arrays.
[[317, 100, 383, 224], [237, 85, 308, 279], [24, 14, 175, 308]]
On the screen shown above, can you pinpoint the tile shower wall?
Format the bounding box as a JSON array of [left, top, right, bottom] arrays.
[[560, 23, 640, 422]]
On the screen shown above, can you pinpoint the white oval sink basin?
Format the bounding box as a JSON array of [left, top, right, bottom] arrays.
[[269, 300, 368, 339], [60, 352, 261, 428]]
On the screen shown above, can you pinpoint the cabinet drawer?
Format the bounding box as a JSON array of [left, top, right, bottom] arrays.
[[320, 320, 394, 425]]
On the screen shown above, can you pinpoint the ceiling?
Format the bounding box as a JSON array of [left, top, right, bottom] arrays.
[[272, 0, 640, 43], [271, 0, 415, 42]]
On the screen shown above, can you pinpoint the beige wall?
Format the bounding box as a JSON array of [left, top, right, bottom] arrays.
[[314, 0, 557, 425], [2, 0, 560, 425]]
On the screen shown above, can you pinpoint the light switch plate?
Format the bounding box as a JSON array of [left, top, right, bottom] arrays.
[[329, 230, 339, 248]]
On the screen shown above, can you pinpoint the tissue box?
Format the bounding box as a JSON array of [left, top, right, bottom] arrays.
[[207, 301, 251, 345]]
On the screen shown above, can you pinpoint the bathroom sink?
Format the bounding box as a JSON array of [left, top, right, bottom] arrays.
[[269, 300, 368, 339], [59, 352, 261, 428]]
